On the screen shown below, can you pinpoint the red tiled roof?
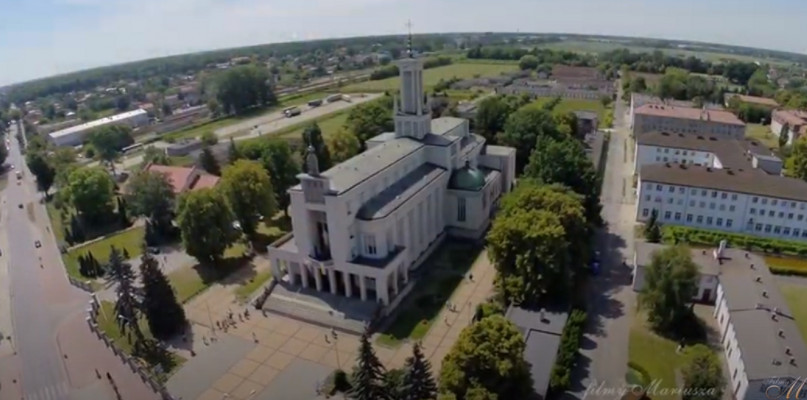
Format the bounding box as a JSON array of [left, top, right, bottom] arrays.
[[191, 174, 219, 191], [635, 104, 745, 126], [145, 164, 218, 193]]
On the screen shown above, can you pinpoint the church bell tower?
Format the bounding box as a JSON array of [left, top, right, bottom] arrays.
[[393, 21, 431, 140]]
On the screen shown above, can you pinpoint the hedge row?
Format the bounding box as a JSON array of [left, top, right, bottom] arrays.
[[549, 309, 587, 392], [769, 266, 807, 277], [661, 226, 807, 257]]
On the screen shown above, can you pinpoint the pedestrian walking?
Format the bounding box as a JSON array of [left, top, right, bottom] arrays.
[[469, 273, 474, 282]]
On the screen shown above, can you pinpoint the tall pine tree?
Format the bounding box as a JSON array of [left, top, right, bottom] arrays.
[[402, 342, 438, 400], [139, 243, 186, 339], [349, 330, 388, 400], [108, 246, 140, 337]]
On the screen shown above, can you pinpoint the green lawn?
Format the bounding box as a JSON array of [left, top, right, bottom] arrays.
[[168, 155, 196, 167], [234, 270, 272, 303], [780, 284, 807, 342], [342, 63, 518, 93], [276, 111, 350, 140], [527, 97, 610, 128], [746, 123, 779, 150], [96, 301, 185, 381], [628, 312, 688, 400], [63, 226, 146, 281], [168, 242, 249, 304], [376, 241, 482, 347], [766, 256, 807, 274]]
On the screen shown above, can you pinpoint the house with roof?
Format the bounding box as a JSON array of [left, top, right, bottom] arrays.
[[724, 93, 779, 109], [629, 93, 724, 129], [143, 163, 219, 194], [266, 48, 516, 313], [632, 242, 720, 303]]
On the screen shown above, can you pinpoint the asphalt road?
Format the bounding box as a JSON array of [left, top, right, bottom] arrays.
[[4, 123, 71, 399]]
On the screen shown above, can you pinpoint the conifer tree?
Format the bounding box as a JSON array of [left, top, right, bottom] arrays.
[[349, 330, 388, 400], [108, 246, 140, 336], [139, 243, 186, 339], [402, 342, 438, 400]]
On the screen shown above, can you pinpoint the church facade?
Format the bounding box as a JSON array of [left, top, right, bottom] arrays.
[[267, 54, 516, 311]]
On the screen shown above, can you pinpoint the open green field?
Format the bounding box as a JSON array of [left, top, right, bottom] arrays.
[[781, 284, 807, 342], [528, 97, 609, 128], [540, 40, 791, 65], [63, 226, 146, 281], [342, 63, 518, 93], [168, 242, 249, 304], [628, 312, 688, 400], [746, 123, 779, 150], [376, 241, 481, 347]]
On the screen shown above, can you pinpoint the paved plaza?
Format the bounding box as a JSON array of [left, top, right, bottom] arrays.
[[165, 247, 496, 400]]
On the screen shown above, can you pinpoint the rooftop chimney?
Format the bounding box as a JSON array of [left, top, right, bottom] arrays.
[[786, 346, 792, 354], [756, 276, 762, 282], [763, 291, 768, 298], [791, 358, 797, 366]]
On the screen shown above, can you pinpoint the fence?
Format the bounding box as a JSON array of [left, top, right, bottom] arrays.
[[67, 276, 94, 292], [86, 294, 175, 400]]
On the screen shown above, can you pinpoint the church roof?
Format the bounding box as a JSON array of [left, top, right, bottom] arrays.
[[357, 163, 446, 220], [321, 137, 423, 194], [449, 162, 486, 191], [431, 117, 466, 136]]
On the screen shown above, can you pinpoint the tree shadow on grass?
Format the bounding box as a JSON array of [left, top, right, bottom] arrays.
[[133, 338, 183, 381]]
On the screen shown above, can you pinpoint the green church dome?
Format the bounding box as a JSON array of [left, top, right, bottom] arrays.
[[449, 161, 485, 191]]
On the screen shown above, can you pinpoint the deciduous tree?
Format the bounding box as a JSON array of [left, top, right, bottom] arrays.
[[499, 107, 563, 171], [327, 129, 361, 163], [260, 140, 300, 216], [487, 208, 570, 304], [439, 315, 531, 399], [87, 125, 134, 174], [220, 160, 276, 236], [788, 137, 807, 181], [64, 167, 116, 224], [524, 135, 602, 225], [638, 245, 698, 333], [125, 171, 176, 233], [681, 344, 724, 400], [199, 145, 221, 176], [344, 97, 394, 147], [518, 55, 539, 71], [25, 150, 56, 194], [214, 65, 277, 115], [474, 96, 513, 144], [176, 188, 239, 265]]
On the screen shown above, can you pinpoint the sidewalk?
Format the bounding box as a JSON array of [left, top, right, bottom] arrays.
[[0, 197, 15, 358], [381, 250, 497, 371]]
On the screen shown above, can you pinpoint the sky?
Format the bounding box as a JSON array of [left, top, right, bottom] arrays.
[[1, 0, 806, 86]]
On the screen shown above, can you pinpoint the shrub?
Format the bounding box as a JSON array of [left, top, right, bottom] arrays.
[[662, 226, 807, 257], [549, 309, 587, 392]]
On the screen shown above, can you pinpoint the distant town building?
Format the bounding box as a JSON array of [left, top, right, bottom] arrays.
[[771, 109, 807, 146], [48, 109, 149, 147], [266, 52, 516, 315], [632, 104, 745, 138], [573, 110, 599, 136]]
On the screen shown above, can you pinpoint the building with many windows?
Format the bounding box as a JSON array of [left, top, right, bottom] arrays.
[[632, 104, 745, 138], [634, 131, 782, 175], [628, 93, 723, 129], [771, 109, 807, 146], [637, 163, 807, 241], [266, 51, 516, 312]]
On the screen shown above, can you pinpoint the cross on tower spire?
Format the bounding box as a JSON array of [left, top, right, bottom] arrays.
[[406, 20, 414, 58]]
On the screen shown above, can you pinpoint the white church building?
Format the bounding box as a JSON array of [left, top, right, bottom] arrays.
[[267, 53, 516, 311]]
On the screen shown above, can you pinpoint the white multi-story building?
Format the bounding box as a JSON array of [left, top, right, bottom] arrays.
[[634, 131, 782, 176], [635, 242, 807, 400], [48, 108, 149, 146], [628, 93, 723, 129], [637, 163, 807, 241], [632, 104, 745, 138], [266, 53, 516, 311]]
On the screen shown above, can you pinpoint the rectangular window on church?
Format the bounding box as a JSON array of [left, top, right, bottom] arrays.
[[458, 197, 466, 222]]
